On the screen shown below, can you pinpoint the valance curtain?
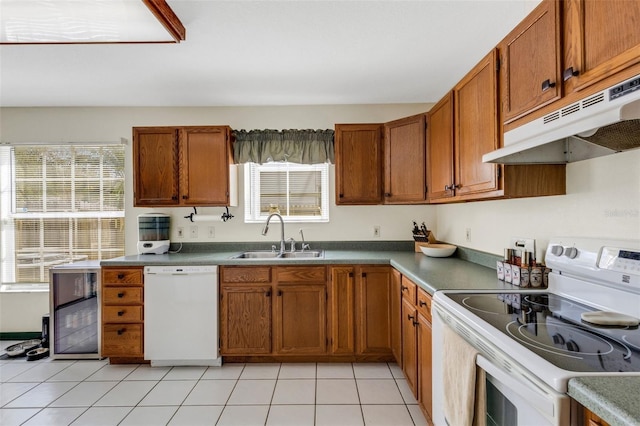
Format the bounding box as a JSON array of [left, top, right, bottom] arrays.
[[233, 129, 334, 164]]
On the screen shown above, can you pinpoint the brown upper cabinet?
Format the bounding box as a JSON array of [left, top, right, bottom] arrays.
[[500, 0, 562, 124], [384, 114, 427, 204], [133, 126, 234, 207], [563, 0, 640, 94], [427, 51, 566, 203], [426, 92, 454, 202], [335, 116, 427, 205], [502, 0, 640, 130], [334, 124, 384, 205]]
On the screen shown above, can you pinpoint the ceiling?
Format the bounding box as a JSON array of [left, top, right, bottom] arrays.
[[0, 0, 540, 107]]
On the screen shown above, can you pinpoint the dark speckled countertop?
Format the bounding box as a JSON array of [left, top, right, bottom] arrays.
[[100, 242, 639, 424]]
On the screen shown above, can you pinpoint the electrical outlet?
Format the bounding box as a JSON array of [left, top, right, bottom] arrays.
[[190, 226, 198, 238], [466, 228, 471, 242], [177, 227, 184, 238], [373, 225, 381, 238], [208, 226, 215, 238]]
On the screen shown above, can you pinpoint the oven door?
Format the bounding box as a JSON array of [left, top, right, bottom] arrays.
[[477, 355, 571, 426]]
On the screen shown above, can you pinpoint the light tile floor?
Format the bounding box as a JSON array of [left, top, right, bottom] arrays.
[[1, 342, 428, 426]]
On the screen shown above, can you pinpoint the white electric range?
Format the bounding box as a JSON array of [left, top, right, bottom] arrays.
[[432, 237, 640, 426]]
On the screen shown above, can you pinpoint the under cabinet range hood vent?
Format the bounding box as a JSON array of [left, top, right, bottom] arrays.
[[483, 74, 640, 164]]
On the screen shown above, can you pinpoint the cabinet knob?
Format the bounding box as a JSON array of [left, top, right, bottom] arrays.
[[172, 196, 178, 200], [117, 328, 126, 335], [277, 290, 283, 296], [401, 285, 408, 292], [542, 79, 556, 91], [182, 195, 188, 200], [419, 300, 427, 307], [563, 67, 579, 81], [265, 291, 271, 297], [445, 184, 459, 191], [384, 193, 391, 197], [117, 310, 125, 316], [339, 193, 344, 198], [117, 292, 125, 298], [117, 274, 125, 279]]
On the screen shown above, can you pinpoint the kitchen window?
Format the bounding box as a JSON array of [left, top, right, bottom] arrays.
[[0, 143, 125, 291], [244, 162, 329, 223]]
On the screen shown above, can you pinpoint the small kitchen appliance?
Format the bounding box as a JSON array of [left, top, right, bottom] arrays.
[[137, 213, 170, 254], [432, 237, 640, 426]]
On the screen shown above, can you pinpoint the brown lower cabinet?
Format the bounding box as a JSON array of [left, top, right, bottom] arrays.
[[220, 265, 326, 359], [400, 275, 433, 424], [101, 266, 145, 363], [220, 264, 393, 362]]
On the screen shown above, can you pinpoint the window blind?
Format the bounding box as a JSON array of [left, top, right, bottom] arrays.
[[0, 144, 125, 286]]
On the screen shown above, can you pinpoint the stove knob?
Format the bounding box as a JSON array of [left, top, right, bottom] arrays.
[[566, 340, 580, 352], [552, 334, 565, 345], [550, 245, 564, 256], [564, 247, 579, 259]]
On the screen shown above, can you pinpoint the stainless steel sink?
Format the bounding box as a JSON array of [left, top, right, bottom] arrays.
[[230, 250, 324, 259]]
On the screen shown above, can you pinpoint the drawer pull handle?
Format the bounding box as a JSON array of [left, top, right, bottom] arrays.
[[117, 292, 125, 298], [401, 285, 408, 292], [117, 328, 126, 335], [542, 79, 556, 91], [563, 66, 579, 81], [419, 300, 428, 307], [117, 310, 125, 316], [407, 314, 415, 321], [265, 291, 271, 297], [117, 274, 125, 279]]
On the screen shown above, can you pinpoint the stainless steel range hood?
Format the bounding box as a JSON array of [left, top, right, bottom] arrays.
[[483, 74, 640, 164]]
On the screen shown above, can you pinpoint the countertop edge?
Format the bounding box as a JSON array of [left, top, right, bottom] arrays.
[[568, 377, 640, 426]]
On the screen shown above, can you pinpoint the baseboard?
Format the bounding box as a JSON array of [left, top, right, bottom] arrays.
[[0, 332, 41, 341]]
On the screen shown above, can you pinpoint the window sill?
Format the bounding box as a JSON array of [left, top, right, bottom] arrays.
[[0, 284, 49, 293]]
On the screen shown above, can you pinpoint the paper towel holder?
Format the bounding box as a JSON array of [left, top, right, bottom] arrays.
[[184, 207, 234, 222]]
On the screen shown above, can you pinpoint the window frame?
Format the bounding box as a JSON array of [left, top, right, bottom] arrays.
[[0, 143, 125, 291], [244, 161, 330, 223]]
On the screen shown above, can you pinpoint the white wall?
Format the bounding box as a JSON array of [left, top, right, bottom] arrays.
[[2, 105, 639, 332], [436, 149, 640, 260], [0, 104, 437, 332]]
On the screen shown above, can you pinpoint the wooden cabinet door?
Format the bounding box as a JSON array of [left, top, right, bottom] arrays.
[[501, 0, 562, 123], [133, 127, 179, 206], [329, 266, 356, 355], [274, 283, 327, 354], [356, 266, 392, 355], [180, 127, 231, 206], [401, 298, 418, 397], [390, 268, 402, 366], [384, 114, 427, 204], [417, 312, 433, 422], [334, 124, 384, 205], [564, 0, 640, 93], [427, 92, 455, 202], [454, 49, 500, 197], [220, 284, 272, 355]]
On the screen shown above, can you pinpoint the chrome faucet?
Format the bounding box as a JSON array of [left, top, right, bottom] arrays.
[[262, 213, 286, 256]]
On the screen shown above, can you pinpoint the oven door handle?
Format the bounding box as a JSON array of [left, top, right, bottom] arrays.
[[476, 354, 563, 424]]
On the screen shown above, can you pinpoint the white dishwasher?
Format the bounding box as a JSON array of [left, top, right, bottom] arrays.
[[144, 265, 220, 367]]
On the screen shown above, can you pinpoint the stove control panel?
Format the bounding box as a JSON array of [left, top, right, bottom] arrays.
[[599, 247, 640, 274]]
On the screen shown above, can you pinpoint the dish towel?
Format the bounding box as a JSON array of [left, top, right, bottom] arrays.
[[442, 324, 481, 426]]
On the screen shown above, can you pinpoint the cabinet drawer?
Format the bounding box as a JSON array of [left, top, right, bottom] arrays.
[[276, 266, 326, 283], [221, 266, 271, 283], [102, 324, 143, 357], [400, 276, 417, 305], [103, 306, 143, 323], [417, 288, 432, 321], [103, 269, 143, 286], [103, 287, 143, 305]]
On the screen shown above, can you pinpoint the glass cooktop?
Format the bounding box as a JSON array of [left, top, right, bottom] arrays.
[[445, 292, 640, 373]]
